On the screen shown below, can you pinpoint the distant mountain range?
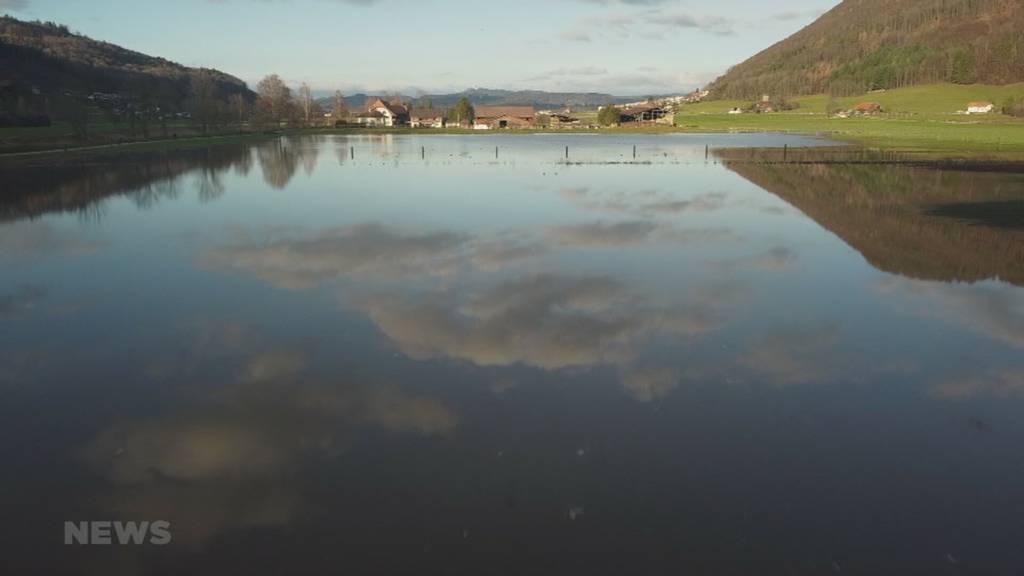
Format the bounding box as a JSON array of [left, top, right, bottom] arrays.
[[321, 88, 648, 112], [708, 0, 1024, 99]]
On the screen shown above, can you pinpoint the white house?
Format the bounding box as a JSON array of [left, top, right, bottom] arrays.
[[362, 98, 410, 126], [966, 101, 995, 115]]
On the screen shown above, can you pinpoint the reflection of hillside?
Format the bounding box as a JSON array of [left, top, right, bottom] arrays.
[[0, 137, 324, 221], [1, 145, 255, 221], [720, 150, 1024, 286]]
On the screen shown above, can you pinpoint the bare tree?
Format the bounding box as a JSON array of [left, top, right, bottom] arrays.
[[255, 74, 293, 127], [299, 83, 313, 126], [228, 93, 249, 128], [331, 90, 347, 126], [189, 72, 220, 133]]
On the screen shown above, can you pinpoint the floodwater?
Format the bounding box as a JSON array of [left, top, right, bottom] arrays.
[[1, 134, 1023, 575]]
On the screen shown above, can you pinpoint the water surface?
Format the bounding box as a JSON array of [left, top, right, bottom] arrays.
[[2, 134, 1023, 575]]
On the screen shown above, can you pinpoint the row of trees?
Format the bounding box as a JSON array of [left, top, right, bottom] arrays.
[[186, 73, 349, 131]]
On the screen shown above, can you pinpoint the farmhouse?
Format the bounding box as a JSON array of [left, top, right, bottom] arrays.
[[620, 103, 671, 123], [354, 110, 387, 127], [473, 106, 535, 129], [362, 98, 409, 126], [547, 113, 579, 128], [966, 101, 995, 114], [410, 108, 446, 128]]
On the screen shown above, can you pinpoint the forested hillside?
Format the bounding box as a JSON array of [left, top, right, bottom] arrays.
[[0, 16, 253, 124], [708, 0, 1024, 99]]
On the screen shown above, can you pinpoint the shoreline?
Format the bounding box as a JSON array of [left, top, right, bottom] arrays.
[[3, 124, 1024, 162]]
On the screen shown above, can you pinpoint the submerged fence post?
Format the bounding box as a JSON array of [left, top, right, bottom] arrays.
[[495, 146, 498, 159], [705, 144, 709, 161], [421, 146, 425, 159], [565, 145, 569, 159], [350, 146, 354, 160], [633, 145, 636, 159]]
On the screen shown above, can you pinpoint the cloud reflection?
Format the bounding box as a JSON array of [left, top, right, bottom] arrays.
[[0, 221, 101, 259], [203, 223, 472, 289], [877, 278, 1024, 349], [361, 273, 737, 400], [560, 187, 728, 217], [83, 324, 455, 546]]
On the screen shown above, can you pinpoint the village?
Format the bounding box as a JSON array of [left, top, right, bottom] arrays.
[[344, 96, 684, 130]]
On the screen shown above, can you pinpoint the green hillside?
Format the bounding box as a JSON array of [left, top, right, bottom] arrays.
[[708, 0, 1024, 99]]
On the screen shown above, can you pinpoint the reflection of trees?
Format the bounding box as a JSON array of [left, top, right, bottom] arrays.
[[197, 166, 225, 203], [0, 144, 254, 222], [720, 149, 1024, 286], [256, 137, 320, 190]]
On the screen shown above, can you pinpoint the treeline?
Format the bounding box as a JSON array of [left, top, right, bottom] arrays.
[[709, 0, 1024, 99]]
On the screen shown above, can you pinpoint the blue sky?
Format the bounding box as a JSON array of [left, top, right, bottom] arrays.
[[3, 0, 838, 95]]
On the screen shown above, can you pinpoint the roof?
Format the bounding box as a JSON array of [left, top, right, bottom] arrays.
[[368, 98, 409, 116], [474, 106, 535, 119], [853, 102, 882, 111], [967, 101, 994, 107], [410, 108, 445, 119], [623, 103, 666, 113]]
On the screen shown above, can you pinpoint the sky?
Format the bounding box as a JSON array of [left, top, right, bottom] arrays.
[[2, 0, 839, 96]]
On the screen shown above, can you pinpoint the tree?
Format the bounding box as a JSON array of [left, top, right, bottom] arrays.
[[1003, 96, 1024, 117], [255, 74, 293, 127], [331, 90, 347, 126], [189, 71, 221, 133], [597, 104, 621, 126], [52, 93, 89, 142], [950, 48, 975, 84], [228, 93, 249, 127], [448, 96, 474, 125], [826, 92, 838, 116], [298, 83, 314, 126]]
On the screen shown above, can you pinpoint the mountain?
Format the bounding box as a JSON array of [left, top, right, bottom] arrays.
[[0, 16, 253, 120], [320, 88, 638, 112], [707, 0, 1024, 99]]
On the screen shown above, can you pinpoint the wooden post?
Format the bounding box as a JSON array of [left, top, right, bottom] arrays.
[[633, 145, 636, 159], [705, 144, 709, 160], [421, 146, 425, 159], [783, 144, 788, 161], [495, 146, 498, 159], [565, 145, 569, 159], [350, 146, 354, 160]]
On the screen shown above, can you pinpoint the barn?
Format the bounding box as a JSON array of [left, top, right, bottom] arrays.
[[473, 106, 535, 129]]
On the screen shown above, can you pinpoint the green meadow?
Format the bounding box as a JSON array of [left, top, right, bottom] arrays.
[[674, 83, 1024, 156]]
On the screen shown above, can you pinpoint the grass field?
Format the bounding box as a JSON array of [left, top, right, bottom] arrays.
[[679, 83, 1024, 115], [674, 83, 1024, 156]]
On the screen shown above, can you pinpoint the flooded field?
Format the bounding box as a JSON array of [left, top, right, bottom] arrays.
[[2, 134, 1023, 575]]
